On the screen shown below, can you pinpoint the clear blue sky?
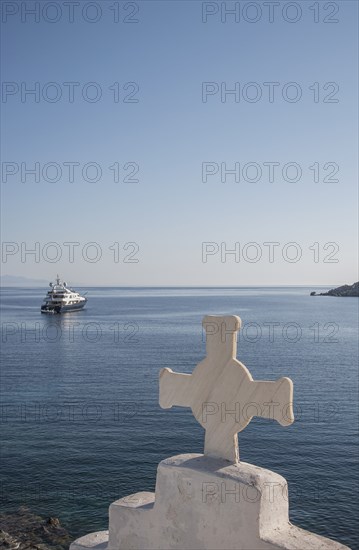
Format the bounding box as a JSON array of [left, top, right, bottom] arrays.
[[1, 0, 358, 286]]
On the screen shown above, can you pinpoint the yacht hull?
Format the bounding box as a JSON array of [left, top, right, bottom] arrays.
[[41, 301, 87, 314]]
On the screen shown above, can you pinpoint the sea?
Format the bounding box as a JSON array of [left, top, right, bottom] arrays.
[[0, 286, 358, 549]]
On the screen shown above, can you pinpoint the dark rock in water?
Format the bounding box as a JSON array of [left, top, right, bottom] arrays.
[[310, 281, 359, 297], [0, 507, 72, 550], [46, 519, 60, 529]]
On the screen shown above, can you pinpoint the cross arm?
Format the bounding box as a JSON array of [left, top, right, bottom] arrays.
[[159, 368, 193, 409], [245, 377, 294, 427]]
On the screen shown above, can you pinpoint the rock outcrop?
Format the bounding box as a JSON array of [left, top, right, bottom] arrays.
[[311, 281, 359, 297], [0, 507, 72, 550]]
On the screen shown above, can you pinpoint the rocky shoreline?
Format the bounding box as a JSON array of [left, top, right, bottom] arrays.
[[0, 507, 73, 550], [310, 281, 359, 297]]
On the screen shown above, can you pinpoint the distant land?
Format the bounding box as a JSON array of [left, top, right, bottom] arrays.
[[0, 275, 84, 287], [311, 282, 359, 297], [0, 275, 50, 286]]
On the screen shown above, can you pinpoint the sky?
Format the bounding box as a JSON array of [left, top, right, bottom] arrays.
[[1, 0, 358, 286]]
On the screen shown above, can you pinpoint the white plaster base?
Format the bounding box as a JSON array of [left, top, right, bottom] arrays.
[[70, 530, 108, 549], [70, 454, 350, 550]]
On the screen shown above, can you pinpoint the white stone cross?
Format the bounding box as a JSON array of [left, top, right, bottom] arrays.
[[159, 315, 294, 463]]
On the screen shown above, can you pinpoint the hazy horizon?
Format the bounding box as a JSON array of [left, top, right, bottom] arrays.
[[0, 273, 353, 289]]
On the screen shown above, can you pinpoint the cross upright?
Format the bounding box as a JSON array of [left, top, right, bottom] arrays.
[[159, 315, 294, 463]]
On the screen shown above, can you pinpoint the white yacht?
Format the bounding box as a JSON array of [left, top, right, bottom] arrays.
[[41, 276, 87, 314]]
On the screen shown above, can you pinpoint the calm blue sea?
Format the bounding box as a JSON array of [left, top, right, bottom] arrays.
[[0, 286, 358, 548]]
